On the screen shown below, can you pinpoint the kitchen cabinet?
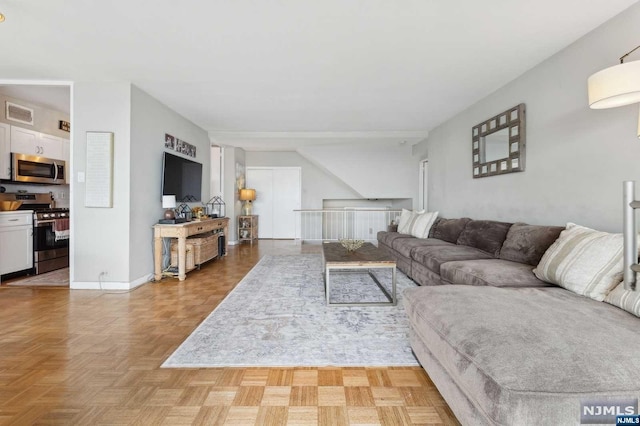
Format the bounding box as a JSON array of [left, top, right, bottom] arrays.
[[0, 211, 33, 275], [0, 123, 10, 180], [11, 126, 63, 160]]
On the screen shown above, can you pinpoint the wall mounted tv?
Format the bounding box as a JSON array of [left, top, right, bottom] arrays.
[[162, 152, 203, 202]]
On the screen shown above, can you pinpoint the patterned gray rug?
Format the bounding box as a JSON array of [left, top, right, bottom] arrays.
[[163, 254, 420, 367]]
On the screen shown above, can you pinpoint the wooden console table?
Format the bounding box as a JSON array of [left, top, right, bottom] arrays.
[[153, 217, 229, 281]]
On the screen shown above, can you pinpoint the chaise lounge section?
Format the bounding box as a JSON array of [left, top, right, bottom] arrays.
[[380, 214, 640, 425]]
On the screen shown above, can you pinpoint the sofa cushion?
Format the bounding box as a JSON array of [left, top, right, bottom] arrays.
[[397, 209, 424, 234], [404, 285, 640, 426], [410, 211, 439, 239], [411, 245, 493, 274], [431, 217, 472, 244], [392, 237, 453, 259], [533, 222, 624, 301], [499, 223, 564, 266], [440, 259, 553, 287], [427, 217, 442, 238], [377, 231, 414, 248], [605, 281, 640, 318], [456, 220, 512, 256]]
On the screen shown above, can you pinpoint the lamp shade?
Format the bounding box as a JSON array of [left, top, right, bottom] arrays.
[[239, 188, 256, 201], [588, 60, 640, 109], [162, 195, 176, 209]]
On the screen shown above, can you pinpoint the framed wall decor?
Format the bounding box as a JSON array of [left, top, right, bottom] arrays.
[[472, 103, 526, 178]]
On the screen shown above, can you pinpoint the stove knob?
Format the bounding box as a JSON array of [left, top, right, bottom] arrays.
[[43, 214, 50, 218]]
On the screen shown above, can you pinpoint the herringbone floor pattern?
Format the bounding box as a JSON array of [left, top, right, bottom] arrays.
[[0, 240, 459, 425]]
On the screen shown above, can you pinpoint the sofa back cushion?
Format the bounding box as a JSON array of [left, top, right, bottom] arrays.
[[456, 220, 513, 257], [499, 223, 565, 266], [431, 217, 472, 243]]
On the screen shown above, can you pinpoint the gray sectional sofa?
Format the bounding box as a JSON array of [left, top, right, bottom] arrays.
[[378, 218, 640, 425]]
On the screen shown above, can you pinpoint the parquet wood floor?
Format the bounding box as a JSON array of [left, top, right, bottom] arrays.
[[0, 240, 460, 425]]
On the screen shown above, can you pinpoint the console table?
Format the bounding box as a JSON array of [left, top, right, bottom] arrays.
[[153, 217, 229, 281]]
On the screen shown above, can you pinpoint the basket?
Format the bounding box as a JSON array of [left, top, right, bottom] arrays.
[[170, 243, 195, 271], [171, 232, 219, 266]]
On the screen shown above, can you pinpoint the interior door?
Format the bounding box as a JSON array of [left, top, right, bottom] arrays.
[[273, 168, 301, 239], [248, 168, 274, 239], [247, 167, 302, 239]]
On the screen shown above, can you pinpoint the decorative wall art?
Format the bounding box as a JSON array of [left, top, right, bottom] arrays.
[[471, 104, 526, 178], [164, 133, 196, 158]]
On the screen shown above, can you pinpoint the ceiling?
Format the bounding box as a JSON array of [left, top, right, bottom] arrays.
[[0, 1, 637, 149]]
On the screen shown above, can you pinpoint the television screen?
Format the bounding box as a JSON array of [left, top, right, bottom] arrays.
[[162, 152, 203, 202]]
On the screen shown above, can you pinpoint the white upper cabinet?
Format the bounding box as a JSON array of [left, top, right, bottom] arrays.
[[0, 123, 10, 179], [10, 126, 64, 160]]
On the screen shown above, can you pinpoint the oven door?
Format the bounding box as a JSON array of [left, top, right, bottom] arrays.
[[34, 220, 69, 252], [12, 153, 66, 184]]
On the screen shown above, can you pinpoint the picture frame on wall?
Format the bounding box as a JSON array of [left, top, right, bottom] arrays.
[[164, 133, 196, 158]]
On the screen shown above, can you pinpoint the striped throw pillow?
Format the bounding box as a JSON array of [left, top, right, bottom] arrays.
[[533, 223, 623, 301], [605, 282, 640, 317], [397, 209, 424, 234], [398, 209, 438, 239]]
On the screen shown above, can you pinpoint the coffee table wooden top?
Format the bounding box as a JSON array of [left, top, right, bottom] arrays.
[[322, 242, 396, 267]]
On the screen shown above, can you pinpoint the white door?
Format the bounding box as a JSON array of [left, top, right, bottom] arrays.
[[273, 168, 301, 239], [249, 168, 275, 238], [247, 167, 302, 239]]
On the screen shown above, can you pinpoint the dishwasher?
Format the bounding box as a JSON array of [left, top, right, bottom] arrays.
[[0, 211, 34, 280]]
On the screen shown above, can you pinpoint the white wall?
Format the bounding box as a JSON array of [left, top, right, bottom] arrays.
[[129, 86, 211, 282], [72, 82, 132, 286], [245, 151, 361, 209], [417, 3, 640, 232], [0, 93, 70, 139], [297, 143, 419, 206], [223, 147, 245, 243]]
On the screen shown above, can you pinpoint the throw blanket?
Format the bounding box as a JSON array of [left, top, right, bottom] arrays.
[[54, 218, 69, 241]]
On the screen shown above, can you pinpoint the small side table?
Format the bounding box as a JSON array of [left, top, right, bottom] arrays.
[[238, 215, 258, 244]]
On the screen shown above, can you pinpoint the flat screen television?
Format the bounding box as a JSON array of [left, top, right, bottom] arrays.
[[162, 152, 203, 202]]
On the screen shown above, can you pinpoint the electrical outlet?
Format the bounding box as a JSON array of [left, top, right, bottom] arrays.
[[369, 227, 373, 234]]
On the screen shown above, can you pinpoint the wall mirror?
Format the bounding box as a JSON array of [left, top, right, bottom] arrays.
[[472, 103, 526, 178]]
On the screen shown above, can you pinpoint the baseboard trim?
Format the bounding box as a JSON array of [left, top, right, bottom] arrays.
[[71, 273, 152, 290], [228, 240, 239, 246]]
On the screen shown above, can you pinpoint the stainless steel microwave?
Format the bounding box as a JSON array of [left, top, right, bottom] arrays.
[[11, 153, 66, 185]]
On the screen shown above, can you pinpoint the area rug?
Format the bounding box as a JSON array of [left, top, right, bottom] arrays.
[[162, 254, 419, 367], [5, 268, 69, 287]]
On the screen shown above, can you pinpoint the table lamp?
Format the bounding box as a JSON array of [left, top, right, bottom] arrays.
[[239, 188, 256, 215], [162, 195, 176, 220]]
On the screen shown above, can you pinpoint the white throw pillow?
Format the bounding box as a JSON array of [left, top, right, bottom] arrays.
[[605, 282, 640, 318], [397, 209, 424, 234], [533, 223, 623, 301], [398, 209, 438, 239]]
